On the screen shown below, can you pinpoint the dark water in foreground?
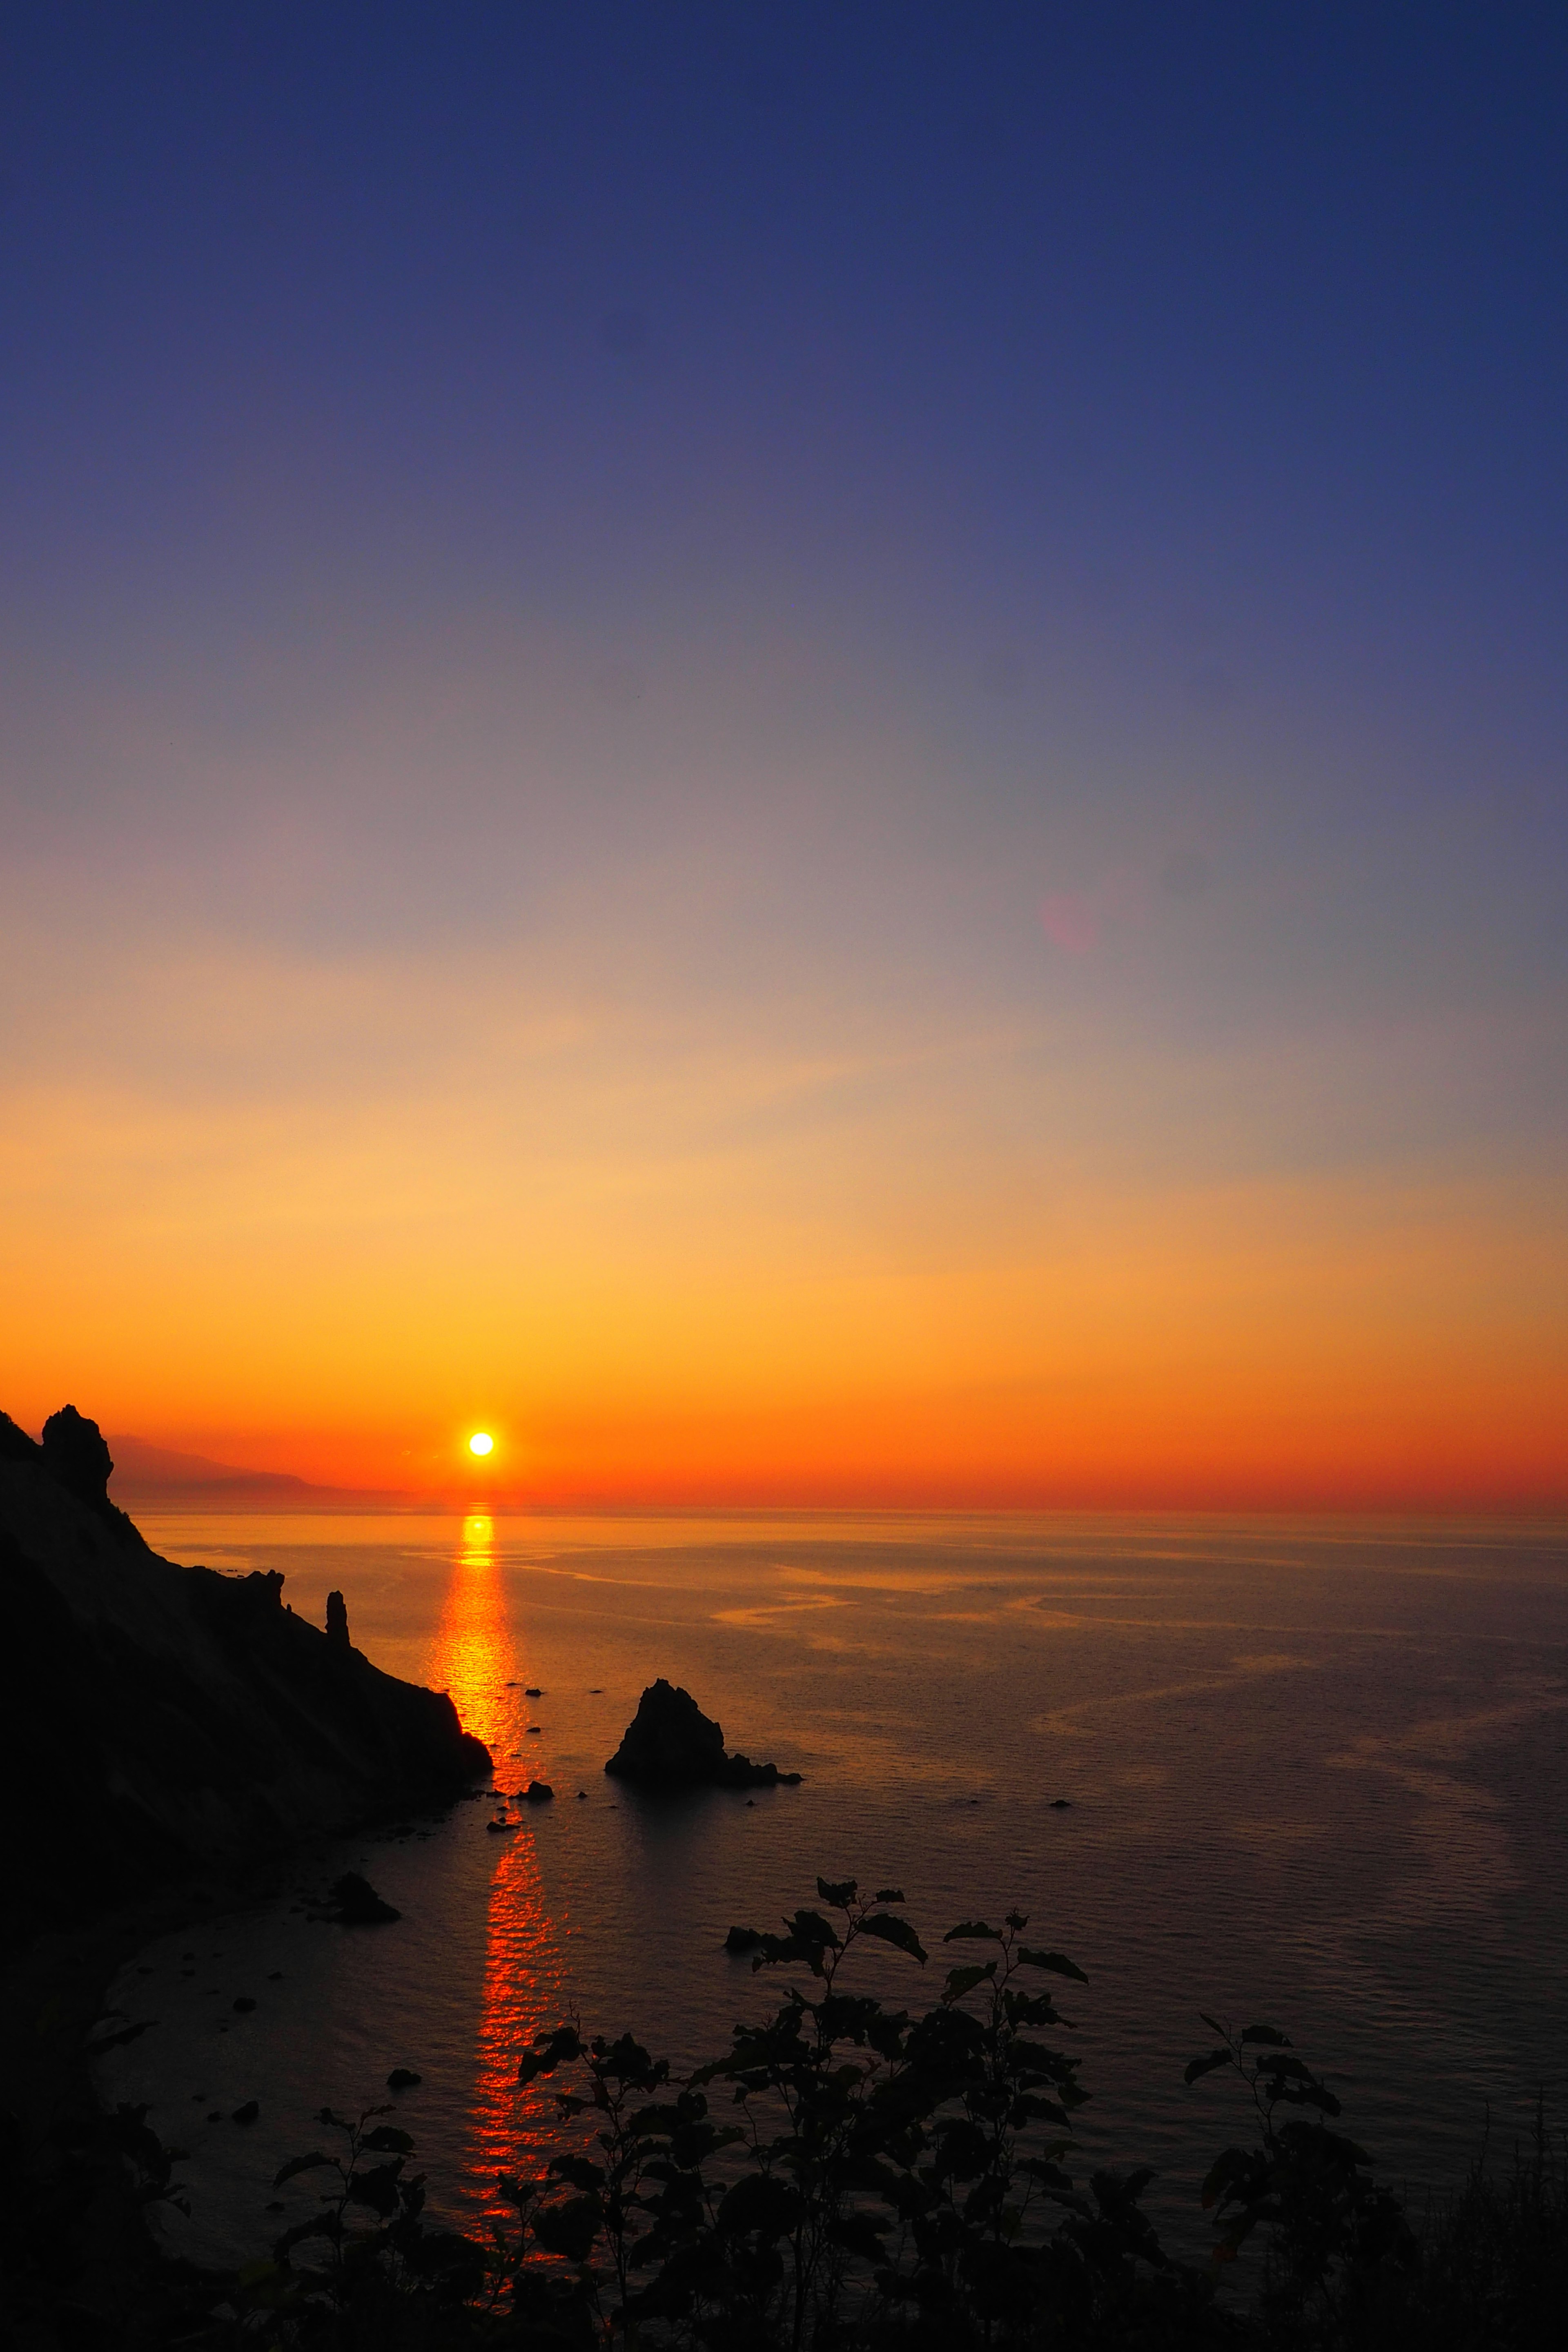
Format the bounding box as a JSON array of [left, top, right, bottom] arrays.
[[94, 1510, 1568, 2267]]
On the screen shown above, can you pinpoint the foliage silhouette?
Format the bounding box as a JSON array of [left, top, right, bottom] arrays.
[[13, 1874, 1565, 2349]]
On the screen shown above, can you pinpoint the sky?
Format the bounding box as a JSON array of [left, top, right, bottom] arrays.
[[2, 2, 1566, 1507]]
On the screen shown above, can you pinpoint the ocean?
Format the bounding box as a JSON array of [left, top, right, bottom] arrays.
[[93, 1508, 1568, 2270]]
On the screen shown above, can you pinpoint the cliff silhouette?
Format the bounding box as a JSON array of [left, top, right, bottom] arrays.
[[0, 1406, 489, 1949]]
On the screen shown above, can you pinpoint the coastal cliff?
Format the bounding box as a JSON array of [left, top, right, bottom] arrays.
[[0, 1407, 489, 1948]]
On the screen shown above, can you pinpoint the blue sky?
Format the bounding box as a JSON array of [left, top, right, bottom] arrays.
[[2, 4, 1565, 1498]]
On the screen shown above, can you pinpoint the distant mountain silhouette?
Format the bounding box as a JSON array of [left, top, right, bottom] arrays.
[[107, 1432, 405, 1507]]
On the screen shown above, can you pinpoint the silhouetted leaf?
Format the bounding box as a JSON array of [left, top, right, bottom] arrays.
[[817, 1877, 858, 1909], [943, 1963, 998, 2003], [874, 1887, 905, 1904], [1019, 1947, 1089, 1984], [273, 2151, 335, 2187], [274, 2214, 338, 2255], [791, 1908, 842, 1949], [944, 1920, 1002, 1942], [347, 2162, 402, 2215], [716, 2171, 804, 2241], [828, 2209, 887, 2261], [532, 2194, 602, 2264], [1241, 2024, 1290, 2046], [859, 1912, 927, 1964], [519, 2025, 585, 2083], [550, 2155, 606, 2192], [360, 2125, 414, 2154], [1185, 2051, 1232, 2085]]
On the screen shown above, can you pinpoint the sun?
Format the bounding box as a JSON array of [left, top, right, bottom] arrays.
[[468, 1431, 494, 1457]]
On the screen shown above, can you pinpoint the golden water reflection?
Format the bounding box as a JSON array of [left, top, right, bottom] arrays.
[[425, 1515, 563, 2212]]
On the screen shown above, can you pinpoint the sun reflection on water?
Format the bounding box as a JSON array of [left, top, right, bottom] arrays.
[[425, 1514, 564, 2214]]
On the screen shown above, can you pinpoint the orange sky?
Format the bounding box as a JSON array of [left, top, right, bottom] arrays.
[[5, 21, 1568, 1511], [4, 917, 1564, 1506]]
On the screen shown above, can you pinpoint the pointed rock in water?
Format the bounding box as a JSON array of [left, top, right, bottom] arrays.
[[325, 1589, 351, 1648], [604, 1679, 802, 1790], [388, 2068, 422, 2090]]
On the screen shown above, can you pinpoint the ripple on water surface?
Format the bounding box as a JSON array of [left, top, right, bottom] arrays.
[[98, 1508, 1568, 2266]]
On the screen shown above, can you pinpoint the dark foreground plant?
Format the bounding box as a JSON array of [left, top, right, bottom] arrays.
[[31, 1875, 1566, 2352]]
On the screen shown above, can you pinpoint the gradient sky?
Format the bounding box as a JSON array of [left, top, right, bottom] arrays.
[[3, 4, 1566, 1505]]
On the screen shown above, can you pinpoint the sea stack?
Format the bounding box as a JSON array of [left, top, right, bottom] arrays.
[[604, 1678, 802, 1790]]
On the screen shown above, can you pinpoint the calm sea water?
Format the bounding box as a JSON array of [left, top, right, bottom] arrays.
[[96, 1510, 1568, 2267]]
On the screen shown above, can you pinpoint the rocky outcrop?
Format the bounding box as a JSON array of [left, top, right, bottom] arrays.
[[0, 1408, 489, 1948], [604, 1678, 802, 1790]]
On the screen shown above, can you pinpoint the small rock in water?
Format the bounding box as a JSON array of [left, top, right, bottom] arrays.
[[487, 1817, 517, 1833], [327, 1871, 401, 1924], [725, 1925, 763, 1954], [577, 1789, 588, 1799], [267, 1970, 284, 1980], [527, 1726, 541, 1735], [1049, 1798, 1074, 1810], [523, 1780, 554, 1803], [233, 1996, 256, 2012], [525, 1686, 541, 1696], [232, 2100, 259, 2125], [387, 2067, 422, 2091]]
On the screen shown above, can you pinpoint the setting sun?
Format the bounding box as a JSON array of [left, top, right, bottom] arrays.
[[468, 1432, 494, 1458]]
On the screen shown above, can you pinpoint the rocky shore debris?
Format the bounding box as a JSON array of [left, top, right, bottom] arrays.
[[312, 1871, 401, 1924], [88, 2018, 158, 2055], [604, 1679, 803, 1791]]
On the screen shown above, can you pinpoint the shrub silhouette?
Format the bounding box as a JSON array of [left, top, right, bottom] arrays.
[[16, 1872, 1563, 2349]]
